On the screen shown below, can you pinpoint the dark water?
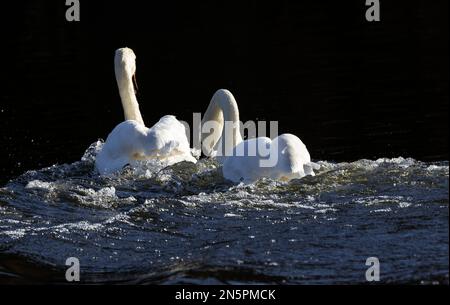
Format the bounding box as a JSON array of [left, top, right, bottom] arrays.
[[0, 142, 448, 284], [0, 1, 448, 284], [1, 0, 448, 184]]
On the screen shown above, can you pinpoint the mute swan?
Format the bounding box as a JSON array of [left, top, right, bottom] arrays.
[[95, 48, 196, 175], [201, 89, 317, 183]]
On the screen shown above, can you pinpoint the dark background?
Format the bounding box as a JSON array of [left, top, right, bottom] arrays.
[[0, 0, 448, 184]]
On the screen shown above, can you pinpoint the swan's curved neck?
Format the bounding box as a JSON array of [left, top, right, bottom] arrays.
[[115, 63, 144, 125], [201, 90, 243, 156]]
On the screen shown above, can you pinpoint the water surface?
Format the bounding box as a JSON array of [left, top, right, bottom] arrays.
[[0, 142, 448, 284]]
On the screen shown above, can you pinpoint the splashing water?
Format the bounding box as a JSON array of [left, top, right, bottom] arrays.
[[0, 141, 448, 284]]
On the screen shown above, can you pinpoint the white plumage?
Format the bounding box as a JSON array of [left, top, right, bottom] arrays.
[[202, 89, 317, 183], [95, 48, 196, 175]]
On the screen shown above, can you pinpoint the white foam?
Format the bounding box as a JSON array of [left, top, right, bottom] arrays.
[[1, 228, 26, 239], [224, 213, 242, 218], [25, 180, 55, 191]]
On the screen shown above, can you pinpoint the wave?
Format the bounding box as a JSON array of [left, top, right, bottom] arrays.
[[0, 141, 448, 284]]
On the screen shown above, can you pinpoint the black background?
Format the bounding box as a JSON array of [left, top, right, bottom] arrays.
[[2, 284, 448, 302], [0, 0, 448, 184]]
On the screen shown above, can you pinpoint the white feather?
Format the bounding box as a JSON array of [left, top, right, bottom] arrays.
[[202, 89, 315, 183], [95, 48, 196, 175]]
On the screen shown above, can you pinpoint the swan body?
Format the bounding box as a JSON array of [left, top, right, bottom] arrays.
[[95, 48, 196, 175], [202, 89, 317, 183]]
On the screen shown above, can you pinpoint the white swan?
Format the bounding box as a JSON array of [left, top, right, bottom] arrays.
[[201, 89, 317, 183], [95, 48, 196, 175]]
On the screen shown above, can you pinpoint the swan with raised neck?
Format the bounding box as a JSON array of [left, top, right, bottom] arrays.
[[94, 48, 196, 175], [114, 47, 144, 125]]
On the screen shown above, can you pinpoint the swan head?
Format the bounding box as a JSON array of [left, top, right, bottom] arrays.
[[115, 47, 138, 91], [212, 89, 235, 103]]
